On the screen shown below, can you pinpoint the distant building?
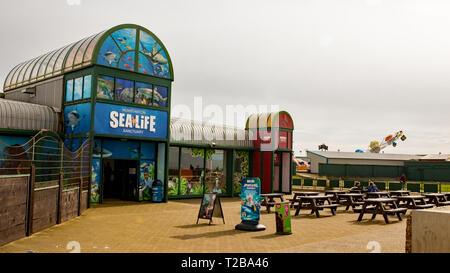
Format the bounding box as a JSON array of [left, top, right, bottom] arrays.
[[307, 150, 425, 174]]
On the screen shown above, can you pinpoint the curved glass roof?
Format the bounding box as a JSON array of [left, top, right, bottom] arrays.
[[3, 24, 173, 92]]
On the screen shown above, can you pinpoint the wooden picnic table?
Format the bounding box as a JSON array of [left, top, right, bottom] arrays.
[[395, 195, 434, 209], [325, 190, 348, 204], [366, 191, 391, 198], [260, 193, 285, 213], [288, 192, 319, 207], [357, 198, 407, 224], [293, 195, 339, 218], [423, 193, 450, 207], [338, 193, 365, 211], [442, 192, 450, 201], [389, 190, 411, 197]]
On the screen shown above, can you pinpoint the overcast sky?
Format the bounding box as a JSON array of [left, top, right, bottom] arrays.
[[0, 0, 449, 155]]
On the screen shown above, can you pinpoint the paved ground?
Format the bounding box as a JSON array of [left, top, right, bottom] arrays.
[[0, 196, 407, 253]]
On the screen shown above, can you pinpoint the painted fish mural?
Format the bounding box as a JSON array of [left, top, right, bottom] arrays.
[[136, 87, 167, 105], [118, 88, 134, 103], [128, 148, 143, 159], [67, 110, 86, 131], [92, 143, 112, 158], [97, 78, 113, 100], [103, 50, 118, 65], [140, 41, 168, 65]]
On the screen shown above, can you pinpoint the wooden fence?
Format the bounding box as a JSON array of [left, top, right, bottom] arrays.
[[0, 130, 91, 246], [0, 167, 89, 246]]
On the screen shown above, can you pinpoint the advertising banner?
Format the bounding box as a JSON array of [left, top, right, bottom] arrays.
[[94, 103, 168, 139], [240, 178, 262, 222], [275, 202, 292, 235], [64, 103, 91, 135], [90, 159, 101, 203], [139, 160, 155, 201]]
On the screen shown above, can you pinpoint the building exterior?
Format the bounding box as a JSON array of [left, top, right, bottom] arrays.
[[1, 24, 294, 206], [307, 150, 425, 174]]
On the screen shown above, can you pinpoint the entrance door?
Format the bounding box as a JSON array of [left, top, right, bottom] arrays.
[[103, 159, 138, 201]]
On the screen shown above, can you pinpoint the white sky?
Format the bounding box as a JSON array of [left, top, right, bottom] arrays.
[[0, 0, 449, 155]]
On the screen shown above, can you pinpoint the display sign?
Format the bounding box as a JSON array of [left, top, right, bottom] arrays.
[[94, 103, 168, 139], [64, 103, 91, 135], [197, 193, 225, 225], [275, 202, 292, 235], [240, 178, 262, 222]]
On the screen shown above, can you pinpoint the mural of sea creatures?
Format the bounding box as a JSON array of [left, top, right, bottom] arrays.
[[97, 79, 113, 100], [118, 88, 134, 102], [92, 143, 112, 158], [103, 50, 118, 65], [128, 148, 143, 159], [140, 41, 168, 65], [67, 110, 86, 132], [137, 88, 167, 105]]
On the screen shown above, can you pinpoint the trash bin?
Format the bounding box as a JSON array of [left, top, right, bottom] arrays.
[[152, 180, 163, 203], [275, 202, 292, 235]]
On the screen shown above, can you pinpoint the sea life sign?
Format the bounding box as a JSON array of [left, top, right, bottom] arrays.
[[94, 103, 168, 139], [240, 178, 262, 222]]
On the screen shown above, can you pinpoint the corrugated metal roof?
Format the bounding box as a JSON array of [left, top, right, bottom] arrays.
[[170, 118, 254, 148], [307, 150, 425, 161], [0, 99, 59, 131]]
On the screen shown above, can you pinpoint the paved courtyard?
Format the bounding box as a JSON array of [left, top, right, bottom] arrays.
[[0, 196, 406, 253]]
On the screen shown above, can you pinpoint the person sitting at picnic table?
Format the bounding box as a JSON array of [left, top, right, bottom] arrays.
[[368, 181, 380, 193], [350, 182, 362, 191], [350, 182, 368, 193]]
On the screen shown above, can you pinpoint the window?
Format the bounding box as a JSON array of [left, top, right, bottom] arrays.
[[97, 75, 114, 100], [180, 148, 204, 195], [115, 78, 134, 103], [73, 77, 83, 101], [168, 147, 180, 196], [205, 150, 227, 194], [65, 75, 92, 103], [135, 82, 153, 105], [83, 75, 92, 99], [153, 85, 168, 107], [233, 151, 249, 195], [65, 80, 73, 102], [95, 76, 169, 108]]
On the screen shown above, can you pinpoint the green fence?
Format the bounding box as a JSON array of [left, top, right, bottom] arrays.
[[319, 162, 450, 182], [317, 179, 327, 188], [405, 161, 450, 181]]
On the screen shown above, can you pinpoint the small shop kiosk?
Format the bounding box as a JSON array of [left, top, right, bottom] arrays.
[[246, 112, 294, 194]]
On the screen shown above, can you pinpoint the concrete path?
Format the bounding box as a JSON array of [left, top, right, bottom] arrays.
[[0, 198, 406, 253]]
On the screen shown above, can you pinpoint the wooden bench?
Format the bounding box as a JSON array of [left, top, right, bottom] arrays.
[[384, 208, 408, 215], [294, 196, 338, 218], [315, 204, 339, 215], [357, 198, 407, 224], [414, 204, 435, 209]]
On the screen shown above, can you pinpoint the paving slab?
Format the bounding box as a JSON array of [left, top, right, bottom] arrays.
[[0, 198, 406, 253]]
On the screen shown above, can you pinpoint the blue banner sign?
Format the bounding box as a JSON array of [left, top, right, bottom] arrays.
[[240, 178, 262, 222], [94, 103, 168, 139]]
